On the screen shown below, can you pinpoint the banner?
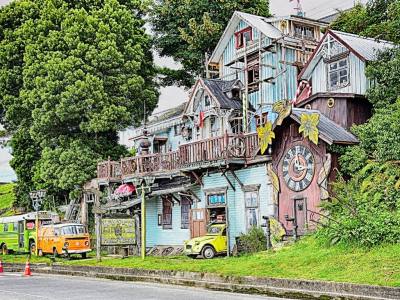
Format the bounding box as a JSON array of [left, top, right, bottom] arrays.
[[101, 218, 136, 245]]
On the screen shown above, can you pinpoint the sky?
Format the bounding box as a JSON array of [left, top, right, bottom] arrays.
[[0, 0, 367, 182]]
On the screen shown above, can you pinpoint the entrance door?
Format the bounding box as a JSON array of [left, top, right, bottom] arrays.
[[189, 208, 207, 238], [294, 198, 307, 236]]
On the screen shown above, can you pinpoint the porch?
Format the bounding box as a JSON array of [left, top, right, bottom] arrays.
[[97, 132, 261, 181]]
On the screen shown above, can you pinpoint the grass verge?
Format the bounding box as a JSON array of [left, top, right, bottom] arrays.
[[1, 237, 399, 287]]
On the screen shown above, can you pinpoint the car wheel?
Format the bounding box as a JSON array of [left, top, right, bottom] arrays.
[[81, 253, 87, 259], [1, 244, 8, 255], [38, 249, 43, 257], [53, 248, 58, 258], [201, 245, 215, 259]]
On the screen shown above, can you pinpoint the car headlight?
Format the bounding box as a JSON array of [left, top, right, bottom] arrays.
[[64, 242, 69, 248]]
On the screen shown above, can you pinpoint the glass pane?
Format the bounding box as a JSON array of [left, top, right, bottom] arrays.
[[330, 62, 337, 71], [340, 76, 348, 84], [247, 208, 258, 228], [243, 31, 251, 42], [339, 69, 347, 76], [245, 191, 258, 207], [330, 72, 338, 87], [339, 59, 347, 68]]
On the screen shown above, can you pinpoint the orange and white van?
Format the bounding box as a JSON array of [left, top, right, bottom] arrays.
[[37, 223, 91, 258]]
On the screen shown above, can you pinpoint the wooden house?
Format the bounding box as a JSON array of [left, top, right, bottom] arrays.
[[207, 11, 327, 125], [270, 30, 393, 237]]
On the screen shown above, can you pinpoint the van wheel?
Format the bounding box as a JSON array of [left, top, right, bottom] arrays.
[[53, 248, 58, 258], [1, 244, 8, 255], [29, 241, 36, 255], [38, 249, 43, 257], [81, 253, 87, 259], [201, 245, 215, 259]]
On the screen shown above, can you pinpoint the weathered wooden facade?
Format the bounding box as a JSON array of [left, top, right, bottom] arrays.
[[88, 16, 393, 255]]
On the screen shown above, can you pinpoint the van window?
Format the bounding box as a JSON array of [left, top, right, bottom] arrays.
[[3, 223, 8, 232], [13, 222, 18, 232], [75, 226, 86, 234]]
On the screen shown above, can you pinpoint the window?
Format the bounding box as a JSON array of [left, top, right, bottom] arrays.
[[328, 58, 349, 90], [207, 193, 226, 206], [3, 223, 8, 232], [174, 125, 181, 136], [245, 191, 259, 230], [247, 54, 260, 93], [294, 24, 315, 40], [181, 197, 191, 229], [204, 95, 211, 108], [235, 27, 252, 49], [255, 112, 268, 128], [162, 197, 173, 229]]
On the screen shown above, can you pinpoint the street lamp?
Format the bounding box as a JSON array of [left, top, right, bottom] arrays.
[[133, 176, 155, 260], [29, 189, 47, 256]]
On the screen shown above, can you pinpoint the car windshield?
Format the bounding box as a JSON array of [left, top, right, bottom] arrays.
[[60, 225, 86, 235], [207, 226, 222, 235]]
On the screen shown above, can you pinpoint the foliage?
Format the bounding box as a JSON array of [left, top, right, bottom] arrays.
[[318, 162, 400, 247], [331, 0, 400, 43], [237, 226, 267, 254], [0, 183, 16, 212], [0, 0, 158, 207], [150, 0, 270, 86]]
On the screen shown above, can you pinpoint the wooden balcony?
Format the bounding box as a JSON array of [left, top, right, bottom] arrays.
[[97, 133, 261, 180], [97, 160, 122, 182]]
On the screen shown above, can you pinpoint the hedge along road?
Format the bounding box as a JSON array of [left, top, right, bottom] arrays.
[[0, 273, 290, 300]]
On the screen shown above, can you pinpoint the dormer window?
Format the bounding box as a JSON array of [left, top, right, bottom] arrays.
[[235, 27, 252, 49], [328, 58, 349, 90], [294, 24, 315, 40], [204, 95, 211, 108]]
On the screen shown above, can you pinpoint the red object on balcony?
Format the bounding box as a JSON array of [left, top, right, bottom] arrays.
[[114, 183, 136, 196], [198, 111, 205, 128]]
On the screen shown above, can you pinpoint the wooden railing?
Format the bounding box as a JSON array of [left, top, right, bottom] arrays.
[[97, 133, 259, 180], [97, 160, 122, 181]]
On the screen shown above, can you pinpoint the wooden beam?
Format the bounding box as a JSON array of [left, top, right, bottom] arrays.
[[229, 169, 244, 190], [191, 171, 203, 187], [220, 168, 235, 191]]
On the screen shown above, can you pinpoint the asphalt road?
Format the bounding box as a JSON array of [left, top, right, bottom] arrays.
[[0, 273, 290, 300]]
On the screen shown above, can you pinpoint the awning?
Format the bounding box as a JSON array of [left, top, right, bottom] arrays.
[[114, 183, 136, 197]]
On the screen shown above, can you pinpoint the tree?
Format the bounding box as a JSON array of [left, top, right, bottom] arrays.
[[0, 0, 158, 207], [331, 0, 400, 43], [150, 0, 270, 87]]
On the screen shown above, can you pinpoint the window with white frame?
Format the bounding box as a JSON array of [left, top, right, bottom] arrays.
[[244, 190, 259, 230], [328, 58, 349, 90]]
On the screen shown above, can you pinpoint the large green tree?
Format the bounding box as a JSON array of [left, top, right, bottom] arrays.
[[331, 0, 400, 43], [0, 0, 158, 207], [150, 0, 270, 87]]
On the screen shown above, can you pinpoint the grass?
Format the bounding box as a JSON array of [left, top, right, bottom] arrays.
[[1, 237, 399, 287], [0, 183, 16, 216]]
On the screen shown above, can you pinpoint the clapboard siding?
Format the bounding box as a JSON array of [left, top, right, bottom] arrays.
[[146, 196, 191, 247], [311, 53, 368, 95]]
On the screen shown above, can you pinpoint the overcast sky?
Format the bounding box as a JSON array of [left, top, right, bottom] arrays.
[[0, 0, 367, 182]]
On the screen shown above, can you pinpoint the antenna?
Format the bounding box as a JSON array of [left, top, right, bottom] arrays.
[[290, 0, 304, 17]]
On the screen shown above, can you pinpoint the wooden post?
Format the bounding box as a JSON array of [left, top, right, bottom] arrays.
[[141, 184, 146, 260], [35, 212, 39, 256], [95, 212, 101, 262]]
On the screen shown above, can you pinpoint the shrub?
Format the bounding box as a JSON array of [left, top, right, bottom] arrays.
[[237, 227, 267, 254], [317, 162, 400, 247]]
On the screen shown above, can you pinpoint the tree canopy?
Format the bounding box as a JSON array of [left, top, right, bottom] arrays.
[[0, 0, 158, 207], [150, 0, 270, 87]]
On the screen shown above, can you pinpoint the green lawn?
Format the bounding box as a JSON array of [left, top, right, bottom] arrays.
[[1, 237, 399, 287]]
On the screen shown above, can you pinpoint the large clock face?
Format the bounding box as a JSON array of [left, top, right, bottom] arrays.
[[282, 145, 315, 192]]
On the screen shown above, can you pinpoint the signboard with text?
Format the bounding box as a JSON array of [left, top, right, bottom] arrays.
[[101, 218, 136, 245]]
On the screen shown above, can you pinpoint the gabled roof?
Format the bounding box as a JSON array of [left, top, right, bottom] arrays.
[[203, 79, 243, 110], [209, 11, 282, 63], [147, 102, 187, 126], [299, 30, 393, 79], [290, 108, 358, 145]]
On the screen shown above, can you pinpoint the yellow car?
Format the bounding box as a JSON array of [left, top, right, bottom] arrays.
[[184, 224, 227, 259]]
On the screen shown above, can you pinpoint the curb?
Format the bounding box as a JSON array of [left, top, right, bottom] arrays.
[[3, 263, 399, 300]]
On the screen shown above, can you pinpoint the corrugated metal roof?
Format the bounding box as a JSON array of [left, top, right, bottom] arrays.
[[236, 12, 282, 40], [203, 79, 243, 110], [332, 30, 394, 61], [291, 108, 358, 145]]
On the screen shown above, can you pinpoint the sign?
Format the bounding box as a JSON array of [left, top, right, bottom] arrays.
[[101, 218, 135, 245]]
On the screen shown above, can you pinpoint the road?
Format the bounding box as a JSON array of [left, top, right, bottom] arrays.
[[0, 273, 290, 300]]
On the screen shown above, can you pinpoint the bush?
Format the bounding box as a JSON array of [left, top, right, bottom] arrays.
[[237, 227, 267, 254], [317, 162, 400, 247]]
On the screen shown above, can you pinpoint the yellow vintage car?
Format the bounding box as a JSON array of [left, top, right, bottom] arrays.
[[184, 224, 227, 259]]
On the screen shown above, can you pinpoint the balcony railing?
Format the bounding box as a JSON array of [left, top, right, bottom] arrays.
[[97, 133, 260, 180]]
